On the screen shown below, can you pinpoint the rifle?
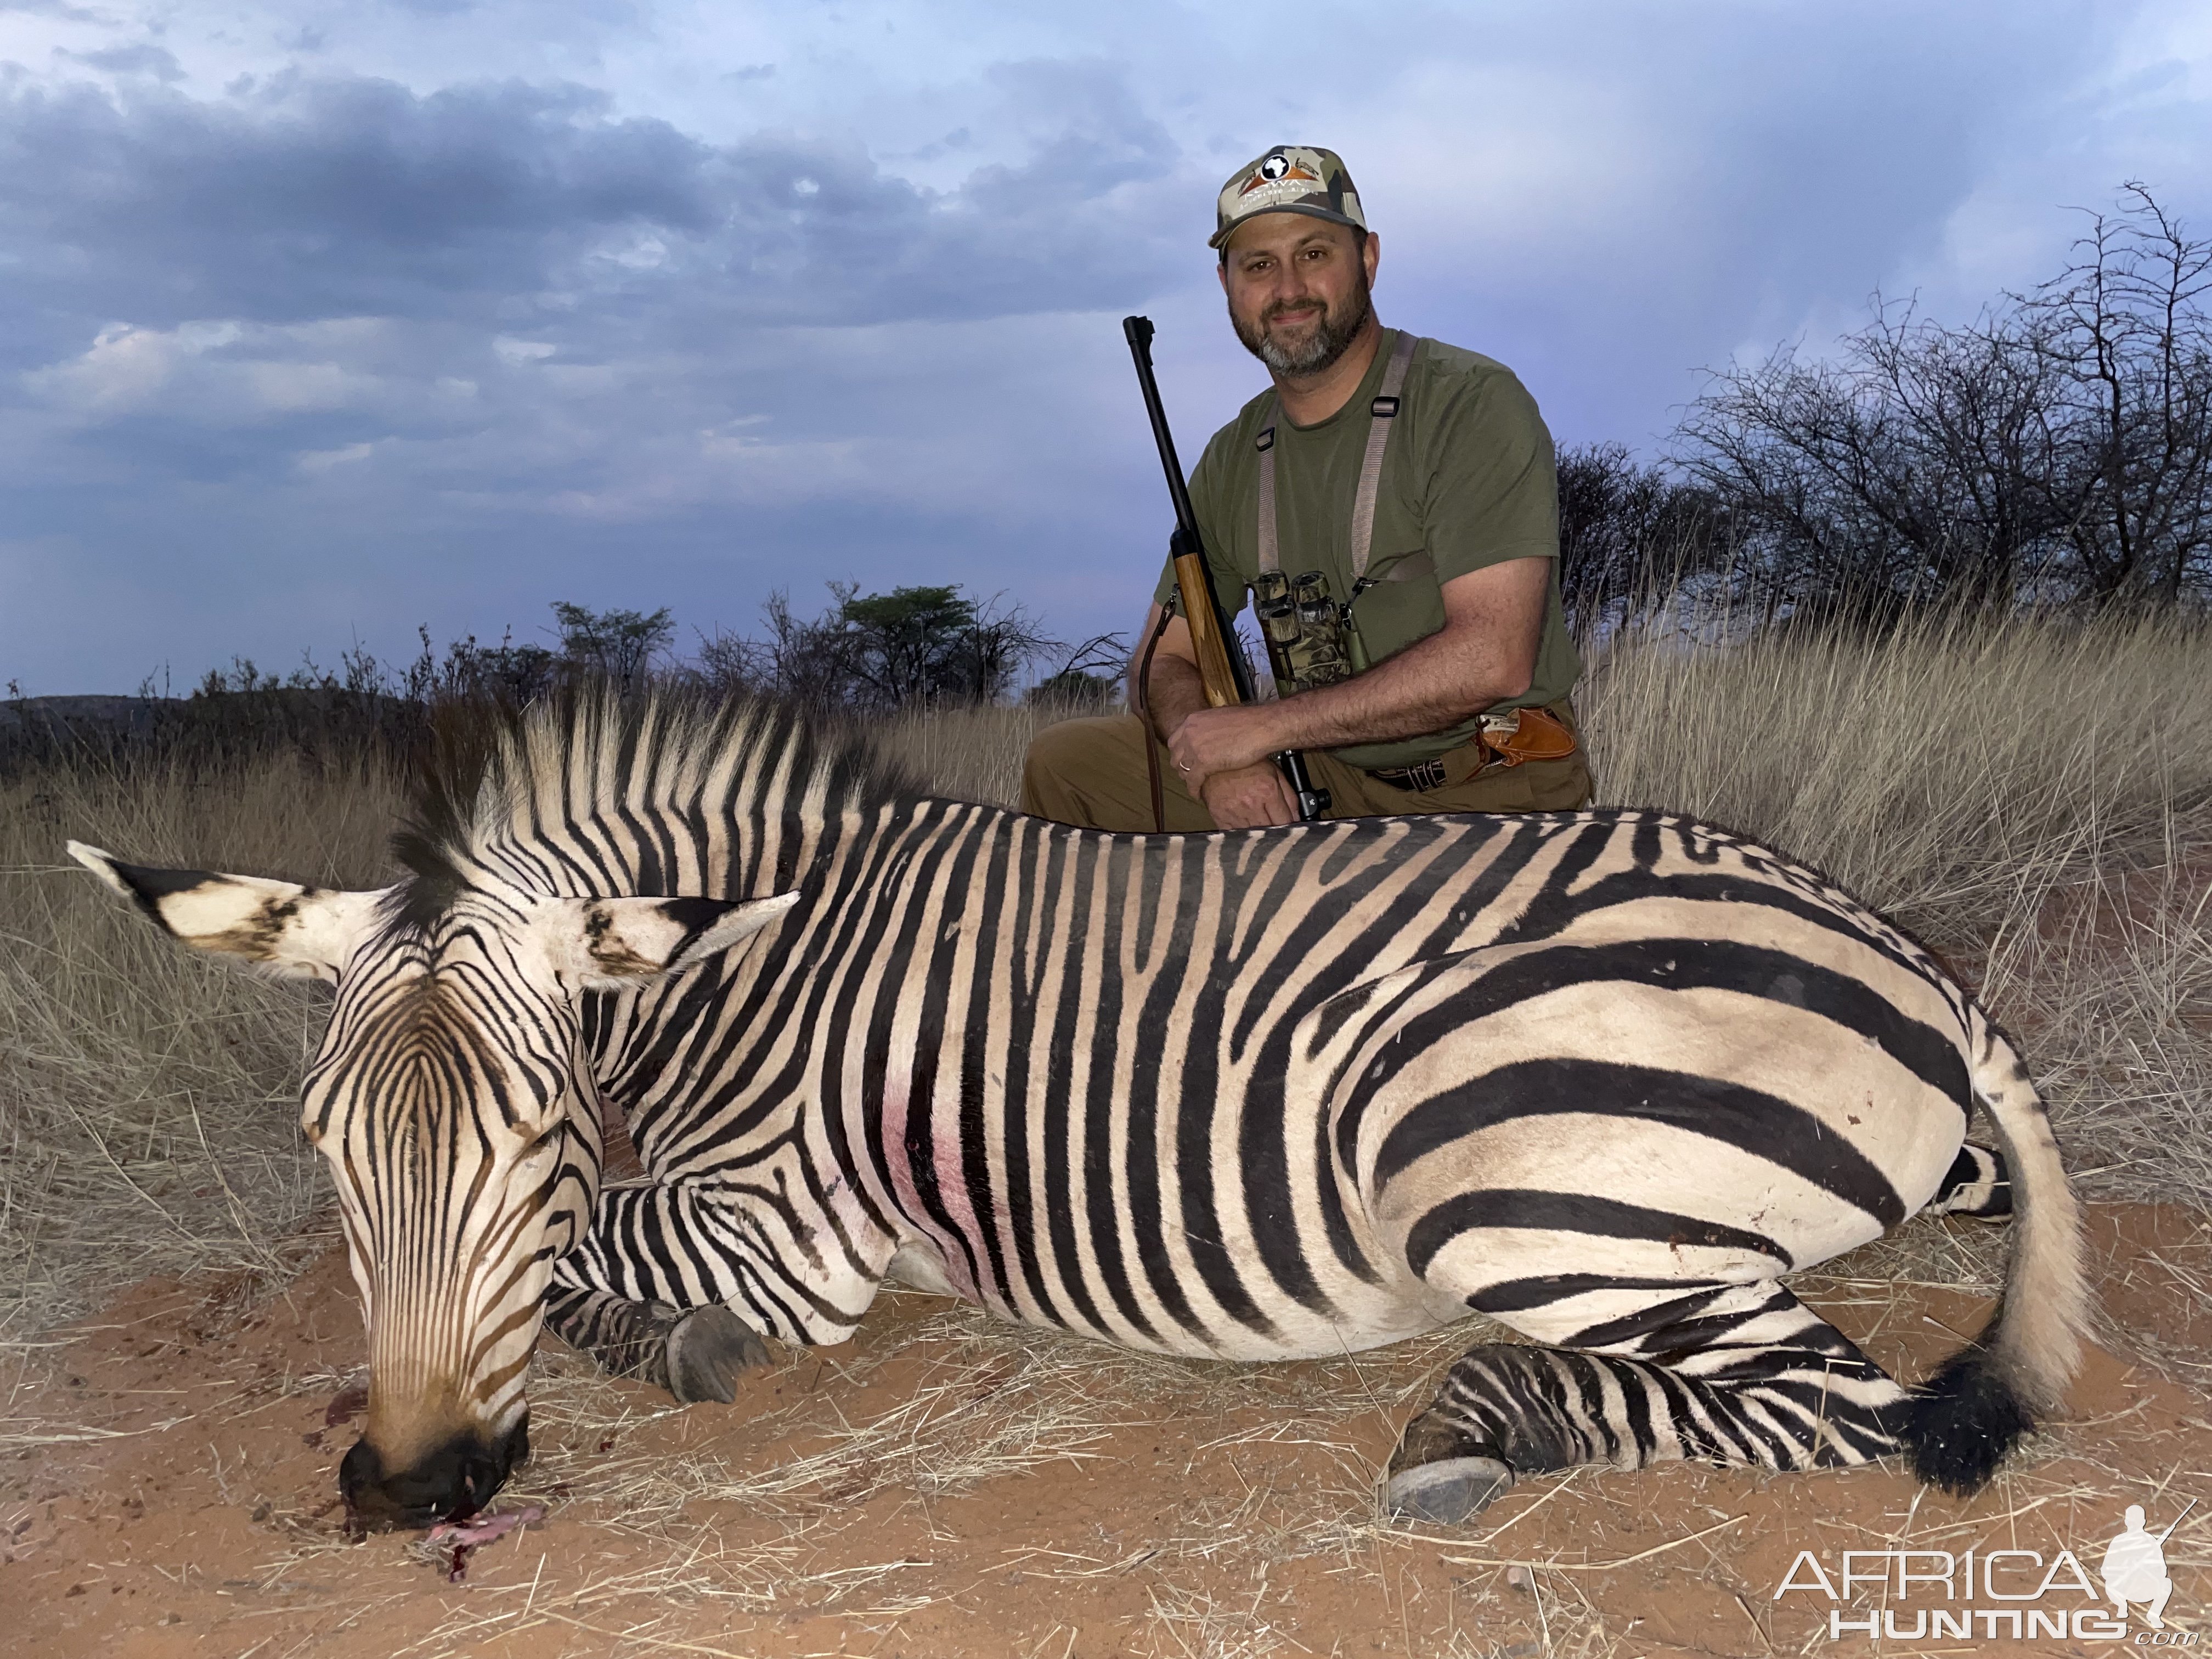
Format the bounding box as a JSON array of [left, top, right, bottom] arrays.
[[1121, 315, 1331, 822]]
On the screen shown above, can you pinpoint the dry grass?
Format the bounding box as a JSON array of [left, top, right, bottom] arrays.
[[1581, 605, 2212, 927], [1, 613, 2208, 1654], [0, 754, 401, 1344], [348, 1291, 1510, 1654], [868, 700, 1072, 808]]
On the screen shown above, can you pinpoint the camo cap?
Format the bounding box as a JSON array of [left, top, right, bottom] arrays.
[[1210, 145, 1367, 250]]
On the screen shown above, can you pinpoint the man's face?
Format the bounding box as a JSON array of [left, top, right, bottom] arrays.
[[1219, 216, 1379, 377]]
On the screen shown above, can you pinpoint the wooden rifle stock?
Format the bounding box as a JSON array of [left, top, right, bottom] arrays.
[[1122, 316, 1330, 821], [1171, 541, 1242, 708]]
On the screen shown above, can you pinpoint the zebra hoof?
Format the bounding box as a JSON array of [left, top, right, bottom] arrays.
[[1386, 1455, 1515, 1526], [664, 1306, 769, 1404]]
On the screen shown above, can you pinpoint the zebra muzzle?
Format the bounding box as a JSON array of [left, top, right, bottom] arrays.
[[340, 1414, 532, 1531]]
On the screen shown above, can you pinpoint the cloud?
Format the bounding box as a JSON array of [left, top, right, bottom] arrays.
[[0, 76, 714, 340], [0, 50, 1203, 691], [0, 58, 1183, 351], [1, 1, 2207, 694], [0, 57, 1193, 510], [55, 42, 183, 80], [1, 1, 110, 19], [24, 320, 242, 415]]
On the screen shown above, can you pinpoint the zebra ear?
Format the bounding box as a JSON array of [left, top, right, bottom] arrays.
[[547, 892, 800, 990], [67, 840, 385, 984]]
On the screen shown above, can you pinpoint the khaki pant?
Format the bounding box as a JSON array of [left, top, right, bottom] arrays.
[[1020, 703, 1594, 831]]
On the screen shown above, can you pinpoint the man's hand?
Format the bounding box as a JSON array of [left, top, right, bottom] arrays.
[[1136, 558, 1554, 828], [1166, 703, 1279, 785], [1137, 625, 1295, 827], [1197, 761, 1296, 828], [1167, 704, 1299, 827]]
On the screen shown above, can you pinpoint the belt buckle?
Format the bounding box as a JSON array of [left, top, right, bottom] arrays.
[[1377, 757, 1448, 792]]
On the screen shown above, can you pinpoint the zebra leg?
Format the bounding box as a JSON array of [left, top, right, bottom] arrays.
[[543, 1267, 769, 1404], [1386, 1282, 1905, 1524], [1925, 1144, 2011, 1218]]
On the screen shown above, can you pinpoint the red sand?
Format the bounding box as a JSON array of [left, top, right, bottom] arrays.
[[4, 1202, 2204, 1657]]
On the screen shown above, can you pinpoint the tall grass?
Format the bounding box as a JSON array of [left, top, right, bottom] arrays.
[[868, 701, 1068, 807], [1581, 607, 2212, 929], [0, 755, 402, 1344], [1, 611, 2205, 1343]]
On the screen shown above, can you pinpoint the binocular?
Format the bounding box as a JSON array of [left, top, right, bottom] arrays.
[[1254, 569, 1368, 696]]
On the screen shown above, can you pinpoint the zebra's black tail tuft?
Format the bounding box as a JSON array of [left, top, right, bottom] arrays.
[[1900, 1343, 2038, 1494], [1897, 1015, 2090, 1495]]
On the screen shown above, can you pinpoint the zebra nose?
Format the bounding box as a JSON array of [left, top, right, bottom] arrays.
[[338, 1416, 531, 1530]]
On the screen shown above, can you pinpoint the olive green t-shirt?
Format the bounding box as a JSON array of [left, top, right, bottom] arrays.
[[1152, 328, 1581, 772]]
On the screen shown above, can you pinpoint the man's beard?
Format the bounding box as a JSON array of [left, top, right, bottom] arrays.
[[1231, 272, 1373, 376]]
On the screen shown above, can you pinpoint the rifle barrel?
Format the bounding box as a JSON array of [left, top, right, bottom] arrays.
[[1123, 318, 1206, 543]]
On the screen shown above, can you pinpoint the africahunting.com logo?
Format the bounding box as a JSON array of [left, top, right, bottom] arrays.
[[1774, 1501, 2194, 1643]]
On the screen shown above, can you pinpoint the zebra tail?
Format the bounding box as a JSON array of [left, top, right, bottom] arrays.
[[1901, 1020, 2091, 1494]]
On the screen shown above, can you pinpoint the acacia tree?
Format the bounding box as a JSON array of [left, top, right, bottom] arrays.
[[1674, 301, 2089, 613], [550, 602, 675, 689], [707, 583, 1057, 712]]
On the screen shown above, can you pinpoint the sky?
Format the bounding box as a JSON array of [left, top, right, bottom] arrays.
[[3, 1, 2209, 694]]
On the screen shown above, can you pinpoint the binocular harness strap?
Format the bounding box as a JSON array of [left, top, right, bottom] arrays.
[[1255, 329, 1420, 582]]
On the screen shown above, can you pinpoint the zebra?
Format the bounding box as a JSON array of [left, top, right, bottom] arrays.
[[69, 690, 2087, 1530]]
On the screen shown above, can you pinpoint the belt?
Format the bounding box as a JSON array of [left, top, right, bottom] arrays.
[[1367, 706, 1581, 793], [1369, 755, 1454, 792]]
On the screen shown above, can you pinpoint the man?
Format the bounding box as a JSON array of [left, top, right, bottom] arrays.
[[1022, 145, 1590, 831]]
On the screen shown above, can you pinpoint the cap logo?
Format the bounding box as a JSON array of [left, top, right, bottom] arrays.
[[1243, 153, 1318, 195]]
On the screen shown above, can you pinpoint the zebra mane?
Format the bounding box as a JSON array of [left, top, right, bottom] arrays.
[[391, 687, 918, 923]]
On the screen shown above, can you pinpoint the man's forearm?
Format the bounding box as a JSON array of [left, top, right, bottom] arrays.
[[1253, 627, 1526, 752], [1138, 652, 1213, 746], [1149, 558, 1547, 774]]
